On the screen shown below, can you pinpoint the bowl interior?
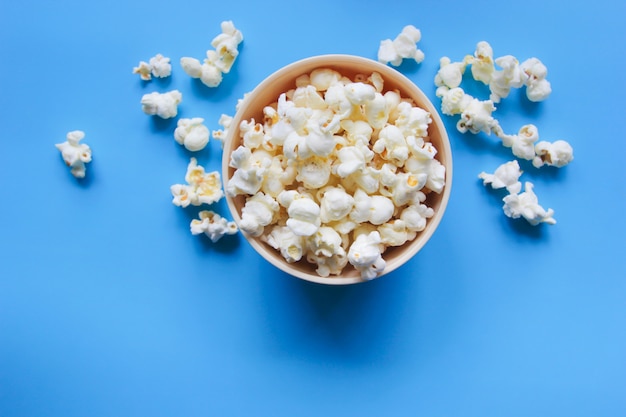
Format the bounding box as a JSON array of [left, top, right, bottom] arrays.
[[223, 54, 452, 285]]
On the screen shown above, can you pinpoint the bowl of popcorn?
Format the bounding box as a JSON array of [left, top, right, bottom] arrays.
[[222, 54, 452, 285]]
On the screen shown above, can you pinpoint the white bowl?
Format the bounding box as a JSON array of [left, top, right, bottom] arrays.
[[223, 54, 452, 285]]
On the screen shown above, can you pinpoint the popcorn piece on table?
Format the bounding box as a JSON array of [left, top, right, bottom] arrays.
[[55, 130, 92, 179], [478, 160, 523, 194], [378, 25, 425, 67], [174, 118, 210, 152], [521, 58, 552, 102], [532, 140, 574, 168], [212, 114, 234, 148], [502, 181, 556, 226], [133, 54, 172, 80], [190, 210, 238, 242], [180, 20, 243, 88], [456, 96, 499, 135], [489, 55, 526, 103], [434, 57, 468, 89], [171, 157, 224, 207], [141, 90, 182, 119], [493, 124, 539, 161], [468, 41, 495, 85]]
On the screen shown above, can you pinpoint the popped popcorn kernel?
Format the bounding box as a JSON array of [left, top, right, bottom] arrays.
[[181, 21, 243, 88], [478, 160, 523, 194], [174, 118, 210, 152], [378, 25, 425, 67], [55, 130, 92, 179], [171, 158, 224, 207], [190, 210, 238, 242], [133, 54, 172, 80], [532, 140, 574, 168], [141, 90, 182, 119], [347, 231, 386, 280], [502, 181, 556, 226]]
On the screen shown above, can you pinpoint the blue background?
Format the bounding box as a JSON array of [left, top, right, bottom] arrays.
[[1, 0, 625, 416]]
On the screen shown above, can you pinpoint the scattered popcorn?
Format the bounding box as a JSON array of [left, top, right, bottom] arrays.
[[141, 90, 182, 119], [469, 41, 495, 85], [226, 69, 446, 279], [181, 21, 243, 88], [133, 54, 172, 80], [434, 57, 467, 89], [212, 114, 233, 148], [502, 181, 556, 226], [532, 140, 574, 168], [489, 55, 526, 103], [478, 160, 523, 194], [55, 130, 92, 178], [190, 210, 238, 242], [378, 25, 425, 66], [174, 118, 210, 152], [494, 124, 539, 161], [171, 157, 224, 207]]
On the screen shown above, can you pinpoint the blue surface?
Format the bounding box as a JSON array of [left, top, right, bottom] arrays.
[[1, 1, 625, 416]]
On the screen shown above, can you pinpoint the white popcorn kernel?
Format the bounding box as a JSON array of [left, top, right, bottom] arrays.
[[210, 20, 244, 74], [456, 97, 498, 135], [262, 155, 297, 197], [295, 155, 332, 189], [470, 41, 495, 84], [378, 25, 424, 66], [226, 146, 271, 196], [434, 57, 467, 88], [292, 85, 327, 110], [55, 130, 92, 178], [261, 225, 305, 263], [379, 219, 416, 247], [239, 192, 279, 237], [349, 189, 394, 225], [305, 227, 348, 277], [400, 203, 434, 232], [437, 86, 472, 116], [174, 118, 210, 152], [285, 196, 322, 237], [141, 90, 182, 119], [495, 124, 539, 161], [148, 54, 172, 78], [502, 181, 556, 226], [132, 61, 152, 81], [395, 101, 432, 138], [521, 57, 552, 102], [319, 186, 355, 223], [212, 114, 233, 148], [373, 125, 409, 166], [240, 119, 265, 149], [344, 82, 376, 105], [180, 57, 203, 78], [478, 160, 523, 194], [489, 55, 526, 103], [390, 172, 428, 206], [171, 157, 224, 207], [309, 68, 343, 91], [190, 210, 238, 242], [532, 140, 574, 168], [363, 92, 389, 129], [347, 231, 386, 280]]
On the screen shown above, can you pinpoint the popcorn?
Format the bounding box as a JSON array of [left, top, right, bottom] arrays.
[[494, 124, 539, 161], [174, 118, 210, 151], [141, 90, 182, 119], [502, 181, 556, 226], [478, 160, 523, 194], [212, 114, 233, 148], [521, 58, 552, 102], [434, 57, 467, 89], [469, 41, 495, 84], [347, 231, 386, 280], [532, 140, 574, 168], [181, 21, 243, 88], [489, 55, 526, 103], [239, 192, 279, 237], [55, 130, 92, 178], [133, 53, 172, 80], [227, 69, 446, 279], [378, 25, 425, 66], [190, 210, 238, 242], [456, 96, 498, 135], [170, 158, 224, 207]]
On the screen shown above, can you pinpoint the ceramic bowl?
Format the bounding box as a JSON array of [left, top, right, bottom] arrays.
[[222, 54, 452, 285]]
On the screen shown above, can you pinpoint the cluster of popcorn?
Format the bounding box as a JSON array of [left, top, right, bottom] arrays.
[[55, 130, 92, 178], [377, 25, 425, 67], [479, 160, 555, 225], [133, 54, 172, 81], [434, 41, 573, 226], [226, 68, 446, 280], [171, 158, 239, 242], [181, 21, 243, 88]]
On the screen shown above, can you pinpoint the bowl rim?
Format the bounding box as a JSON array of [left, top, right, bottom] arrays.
[[222, 54, 453, 285]]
